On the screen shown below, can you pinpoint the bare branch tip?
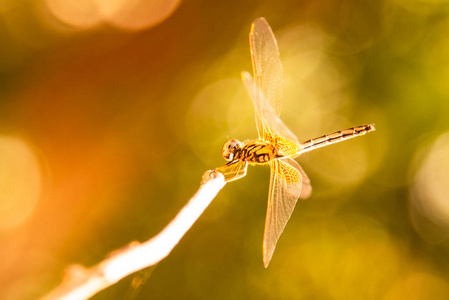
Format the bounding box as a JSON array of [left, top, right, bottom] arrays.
[[201, 169, 223, 184], [64, 264, 89, 282]]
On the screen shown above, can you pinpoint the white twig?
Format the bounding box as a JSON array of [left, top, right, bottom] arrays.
[[41, 171, 226, 300]]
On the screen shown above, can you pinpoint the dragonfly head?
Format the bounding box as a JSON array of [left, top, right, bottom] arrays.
[[222, 139, 243, 161]]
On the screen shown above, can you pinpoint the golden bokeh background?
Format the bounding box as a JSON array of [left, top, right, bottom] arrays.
[[1, 0, 449, 299]]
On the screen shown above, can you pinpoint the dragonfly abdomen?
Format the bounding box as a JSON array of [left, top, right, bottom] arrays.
[[237, 141, 281, 164], [300, 124, 375, 153]]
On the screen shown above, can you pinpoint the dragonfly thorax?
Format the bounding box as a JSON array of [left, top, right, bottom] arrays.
[[222, 139, 283, 164]]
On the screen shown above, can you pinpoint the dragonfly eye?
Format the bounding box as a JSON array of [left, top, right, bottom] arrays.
[[222, 139, 243, 161]]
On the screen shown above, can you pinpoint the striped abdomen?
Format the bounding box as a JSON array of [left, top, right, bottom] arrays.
[[299, 124, 375, 154]]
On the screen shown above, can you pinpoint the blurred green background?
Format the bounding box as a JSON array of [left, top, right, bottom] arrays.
[[2, 0, 449, 299]]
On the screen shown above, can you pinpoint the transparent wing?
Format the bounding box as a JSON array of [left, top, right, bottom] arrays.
[[263, 158, 303, 267], [241, 71, 302, 152], [215, 160, 247, 182], [241, 17, 283, 140], [250, 17, 283, 117], [287, 158, 312, 199], [242, 18, 302, 151]]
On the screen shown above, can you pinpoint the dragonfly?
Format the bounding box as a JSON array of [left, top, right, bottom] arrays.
[[213, 17, 375, 267]]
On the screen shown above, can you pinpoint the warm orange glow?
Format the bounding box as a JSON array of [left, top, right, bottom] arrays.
[[0, 136, 42, 230], [3, 2, 449, 298]]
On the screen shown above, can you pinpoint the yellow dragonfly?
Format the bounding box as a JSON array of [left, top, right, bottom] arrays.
[[214, 17, 375, 267]]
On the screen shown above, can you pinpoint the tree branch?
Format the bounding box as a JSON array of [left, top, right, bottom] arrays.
[[40, 171, 226, 300]]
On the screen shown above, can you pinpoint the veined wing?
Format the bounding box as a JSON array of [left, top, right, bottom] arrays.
[[250, 17, 283, 117], [242, 17, 283, 140], [241, 71, 301, 154], [243, 18, 303, 154], [263, 158, 304, 267]]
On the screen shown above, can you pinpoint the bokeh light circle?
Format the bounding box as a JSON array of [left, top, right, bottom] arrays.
[[412, 132, 449, 226], [186, 78, 245, 166], [101, 0, 182, 30], [45, 0, 181, 30], [0, 136, 42, 230], [45, 0, 103, 28]]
